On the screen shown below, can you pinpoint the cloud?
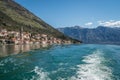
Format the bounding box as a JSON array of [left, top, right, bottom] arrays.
[[98, 20, 120, 27], [85, 22, 93, 26]]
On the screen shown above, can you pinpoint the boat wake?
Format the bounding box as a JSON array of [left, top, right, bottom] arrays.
[[70, 50, 113, 80], [30, 66, 51, 80]]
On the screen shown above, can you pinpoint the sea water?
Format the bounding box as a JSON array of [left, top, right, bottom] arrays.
[[0, 44, 120, 80]]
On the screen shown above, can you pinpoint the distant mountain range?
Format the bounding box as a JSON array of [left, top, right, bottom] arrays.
[[0, 0, 79, 42], [58, 26, 120, 44]]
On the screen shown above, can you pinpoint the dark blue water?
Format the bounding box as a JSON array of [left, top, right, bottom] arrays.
[[0, 44, 120, 80]]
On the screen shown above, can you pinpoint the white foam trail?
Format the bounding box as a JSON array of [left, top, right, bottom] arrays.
[[70, 50, 113, 80], [30, 66, 51, 80]]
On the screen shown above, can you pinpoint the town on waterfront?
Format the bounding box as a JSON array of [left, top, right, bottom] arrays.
[[0, 29, 73, 45]]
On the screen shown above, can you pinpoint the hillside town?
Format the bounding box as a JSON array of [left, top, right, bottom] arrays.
[[0, 29, 72, 45]]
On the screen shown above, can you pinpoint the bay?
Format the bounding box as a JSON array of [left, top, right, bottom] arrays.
[[0, 44, 120, 80]]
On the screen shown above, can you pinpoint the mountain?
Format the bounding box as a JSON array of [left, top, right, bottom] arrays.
[[0, 0, 79, 42], [58, 26, 120, 44]]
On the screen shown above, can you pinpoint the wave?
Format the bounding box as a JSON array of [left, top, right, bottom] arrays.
[[70, 50, 113, 80], [29, 66, 51, 80]]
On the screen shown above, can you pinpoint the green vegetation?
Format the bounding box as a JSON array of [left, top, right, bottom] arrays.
[[0, 0, 80, 42]]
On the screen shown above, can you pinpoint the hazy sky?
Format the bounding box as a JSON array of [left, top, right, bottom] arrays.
[[15, 0, 120, 28]]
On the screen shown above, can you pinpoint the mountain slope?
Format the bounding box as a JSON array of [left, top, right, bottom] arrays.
[[58, 26, 120, 44], [0, 0, 78, 41]]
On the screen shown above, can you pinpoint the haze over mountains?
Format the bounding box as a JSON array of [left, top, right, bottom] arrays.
[[0, 0, 78, 42], [58, 26, 120, 44]]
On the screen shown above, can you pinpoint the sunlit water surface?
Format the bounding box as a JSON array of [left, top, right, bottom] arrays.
[[0, 44, 120, 80]]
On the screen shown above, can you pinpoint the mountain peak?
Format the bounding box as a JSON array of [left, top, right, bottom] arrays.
[[74, 25, 82, 28]]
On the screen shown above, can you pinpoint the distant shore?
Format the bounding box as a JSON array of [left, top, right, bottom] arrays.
[[0, 29, 78, 45]]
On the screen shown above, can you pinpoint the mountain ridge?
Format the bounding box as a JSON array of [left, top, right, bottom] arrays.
[[58, 26, 120, 44]]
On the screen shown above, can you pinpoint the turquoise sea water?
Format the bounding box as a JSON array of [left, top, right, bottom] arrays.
[[0, 44, 120, 80]]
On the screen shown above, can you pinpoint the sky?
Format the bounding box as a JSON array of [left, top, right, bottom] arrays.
[[15, 0, 120, 28]]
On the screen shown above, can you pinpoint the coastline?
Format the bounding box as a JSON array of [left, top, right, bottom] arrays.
[[0, 29, 79, 45]]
